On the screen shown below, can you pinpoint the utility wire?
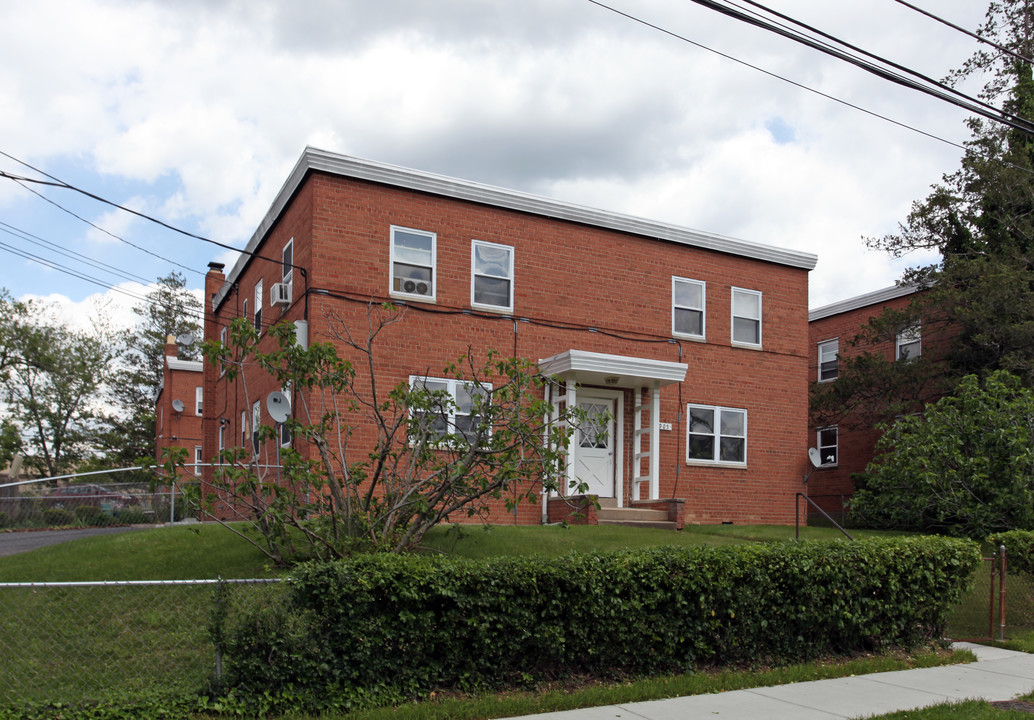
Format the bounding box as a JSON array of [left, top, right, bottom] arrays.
[[0, 220, 154, 286], [585, 0, 966, 151], [681, 0, 1034, 135], [893, 0, 1034, 67], [1, 171, 202, 276], [732, 0, 1034, 132], [0, 152, 303, 279]]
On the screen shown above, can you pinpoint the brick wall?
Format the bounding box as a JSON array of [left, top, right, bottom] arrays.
[[203, 170, 811, 526]]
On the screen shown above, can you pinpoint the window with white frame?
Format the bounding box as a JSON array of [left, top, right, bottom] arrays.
[[282, 239, 294, 286], [240, 411, 247, 449], [194, 446, 203, 475], [219, 327, 227, 376], [818, 339, 839, 382], [242, 298, 248, 330], [731, 287, 762, 347], [391, 226, 436, 300], [686, 404, 747, 464], [409, 376, 490, 443], [672, 277, 706, 339], [252, 401, 261, 455], [195, 386, 203, 415], [279, 386, 292, 446], [218, 422, 225, 459], [818, 426, 838, 466], [897, 323, 921, 361], [254, 279, 263, 333], [471, 240, 513, 311]]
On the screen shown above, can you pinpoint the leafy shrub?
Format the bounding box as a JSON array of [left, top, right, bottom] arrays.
[[42, 508, 75, 527], [0, 512, 8, 528], [73, 505, 115, 527], [220, 536, 979, 713], [989, 529, 1034, 576], [114, 507, 150, 525]]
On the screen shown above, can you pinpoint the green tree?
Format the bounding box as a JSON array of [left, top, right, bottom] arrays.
[[849, 371, 1034, 537], [181, 306, 583, 564], [108, 273, 204, 466], [2, 299, 118, 477], [814, 0, 1034, 427]]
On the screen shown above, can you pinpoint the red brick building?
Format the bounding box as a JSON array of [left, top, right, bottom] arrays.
[[201, 148, 817, 527], [155, 335, 204, 480], [806, 284, 924, 520]]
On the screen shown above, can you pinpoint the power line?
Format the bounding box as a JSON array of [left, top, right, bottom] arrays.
[[0, 170, 203, 277], [0, 220, 154, 286], [893, 0, 1034, 67], [0, 152, 302, 281], [585, 0, 967, 151], [680, 0, 1034, 136], [730, 0, 1034, 133]]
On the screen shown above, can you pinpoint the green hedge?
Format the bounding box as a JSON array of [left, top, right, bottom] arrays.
[[220, 537, 979, 711], [990, 529, 1034, 576]]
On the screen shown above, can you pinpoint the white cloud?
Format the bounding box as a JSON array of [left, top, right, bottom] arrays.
[[0, 0, 994, 311]]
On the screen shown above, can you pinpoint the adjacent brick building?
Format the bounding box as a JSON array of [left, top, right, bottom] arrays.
[[200, 147, 818, 527], [806, 283, 924, 520], [155, 335, 204, 480]]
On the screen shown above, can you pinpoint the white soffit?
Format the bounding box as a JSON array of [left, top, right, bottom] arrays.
[[214, 147, 818, 309], [809, 283, 922, 321], [166, 357, 203, 373], [539, 350, 687, 388]]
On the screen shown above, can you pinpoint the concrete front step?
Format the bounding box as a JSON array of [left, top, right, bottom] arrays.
[[597, 506, 668, 523], [598, 518, 678, 530]]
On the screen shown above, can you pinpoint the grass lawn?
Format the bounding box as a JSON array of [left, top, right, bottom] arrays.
[[0, 521, 1002, 715], [858, 698, 1034, 719]]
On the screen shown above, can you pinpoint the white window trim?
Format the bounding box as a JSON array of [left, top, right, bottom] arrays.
[[896, 323, 922, 361], [282, 238, 294, 286], [409, 375, 491, 444], [219, 327, 227, 376], [252, 401, 261, 456], [254, 279, 263, 334], [240, 410, 247, 449], [686, 403, 748, 466], [672, 276, 706, 340], [817, 339, 839, 383], [470, 239, 514, 313], [731, 287, 763, 348], [817, 426, 838, 467], [194, 446, 203, 475], [279, 386, 292, 447], [218, 423, 225, 458], [390, 225, 437, 302], [194, 386, 203, 416]]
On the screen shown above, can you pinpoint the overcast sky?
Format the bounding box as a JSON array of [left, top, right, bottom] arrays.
[[0, 0, 991, 331]]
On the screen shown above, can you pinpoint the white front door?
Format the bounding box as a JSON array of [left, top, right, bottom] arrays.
[[575, 396, 616, 498]]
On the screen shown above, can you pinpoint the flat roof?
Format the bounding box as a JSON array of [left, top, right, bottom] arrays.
[[215, 147, 818, 308], [809, 283, 921, 321]]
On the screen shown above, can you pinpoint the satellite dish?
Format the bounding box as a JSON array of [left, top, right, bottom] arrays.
[[266, 391, 291, 424], [808, 447, 822, 468], [175, 332, 195, 346], [172, 399, 185, 413]]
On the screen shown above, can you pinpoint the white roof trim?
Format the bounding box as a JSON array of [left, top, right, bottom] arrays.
[[214, 147, 818, 309], [538, 349, 687, 388], [166, 357, 203, 373], [809, 283, 922, 322]]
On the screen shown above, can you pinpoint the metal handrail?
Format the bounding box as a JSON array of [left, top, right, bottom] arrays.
[[795, 492, 854, 541]]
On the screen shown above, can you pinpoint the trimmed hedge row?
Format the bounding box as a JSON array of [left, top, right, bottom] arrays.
[[990, 529, 1034, 575], [221, 537, 979, 710]]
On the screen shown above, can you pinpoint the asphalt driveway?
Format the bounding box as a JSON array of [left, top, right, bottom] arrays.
[[0, 526, 147, 557]]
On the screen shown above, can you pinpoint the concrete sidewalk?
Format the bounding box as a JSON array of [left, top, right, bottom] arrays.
[[516, 643, 1034, 720]]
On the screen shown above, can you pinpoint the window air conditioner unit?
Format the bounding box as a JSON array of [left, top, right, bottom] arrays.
[[270, 282, 292, 306]]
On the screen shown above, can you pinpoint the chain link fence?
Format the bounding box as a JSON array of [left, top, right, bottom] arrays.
[[0, 482, 195, 529], [945, 548, 1034, 644], [0, 579, 283, 706]]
